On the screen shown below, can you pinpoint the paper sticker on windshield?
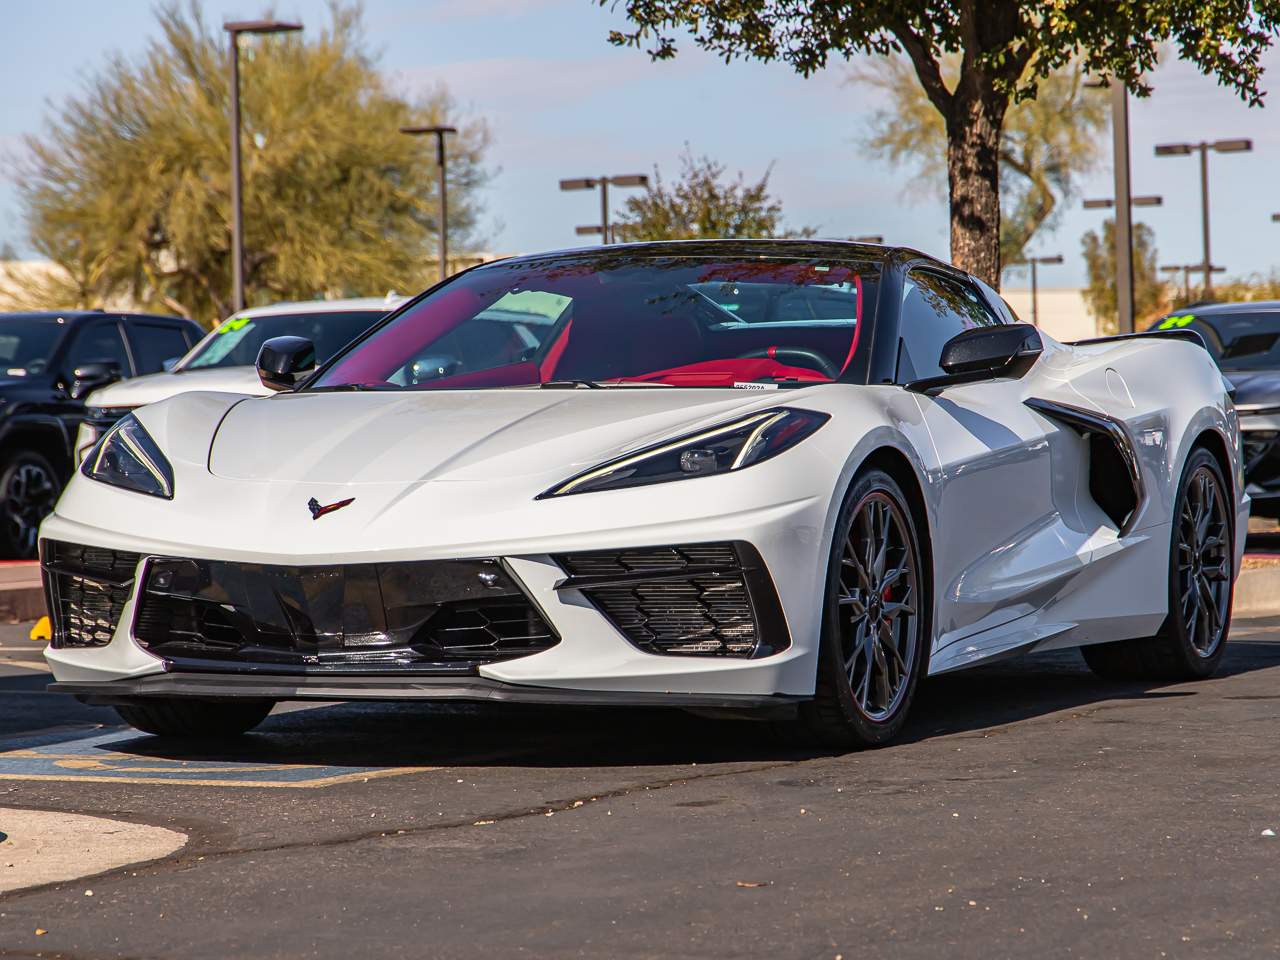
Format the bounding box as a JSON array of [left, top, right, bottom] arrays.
[[218, 315, 253, 334], [1158, 315, 1195, 329], [733, 381, 779, 390]]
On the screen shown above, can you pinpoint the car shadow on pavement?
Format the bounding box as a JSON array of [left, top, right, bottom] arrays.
[[11, 630, 1280, 771]]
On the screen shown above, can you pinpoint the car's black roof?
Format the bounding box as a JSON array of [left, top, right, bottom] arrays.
[[1168, 300, 1280, 317], [492, 238, 943, 270], [0, 310, 190, 323]]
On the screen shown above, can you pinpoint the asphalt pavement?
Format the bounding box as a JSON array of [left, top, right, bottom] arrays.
[[2, 618, 1280, 958]]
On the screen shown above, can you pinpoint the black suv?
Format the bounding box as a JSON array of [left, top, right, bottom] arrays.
[[0, 311, 202, 556], [1149, 301, 1280, 517]]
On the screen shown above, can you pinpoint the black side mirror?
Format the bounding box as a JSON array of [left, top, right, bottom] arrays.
[[908, 323, 1043, 394], [257, 336, 316, 392], [70, 360, 123, 400]]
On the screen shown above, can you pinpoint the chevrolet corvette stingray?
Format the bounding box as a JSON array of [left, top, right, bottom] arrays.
[[40, 241, 1247, 748]]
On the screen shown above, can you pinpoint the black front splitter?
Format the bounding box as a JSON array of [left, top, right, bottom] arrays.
[[48, 673, 804, 710]]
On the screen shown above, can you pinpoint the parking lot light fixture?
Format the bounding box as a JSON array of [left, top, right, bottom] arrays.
[[560, 174, 649, 244], [1155, 138, 1253, 297], [1083, 196, 1163, 209], [1160, 263, 1226, 303], [224, 19, 303, 314], [401, 125, 458, 283]]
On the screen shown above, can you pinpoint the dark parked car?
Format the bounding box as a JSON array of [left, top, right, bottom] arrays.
[[0, 310, 202, 555], [1150, 301, 1280, 517]]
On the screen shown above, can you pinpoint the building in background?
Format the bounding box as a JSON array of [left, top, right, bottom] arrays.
[[1002, 287, 1096, 342]]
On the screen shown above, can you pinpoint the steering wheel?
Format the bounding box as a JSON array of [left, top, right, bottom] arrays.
[[736, 346, 840, 379]]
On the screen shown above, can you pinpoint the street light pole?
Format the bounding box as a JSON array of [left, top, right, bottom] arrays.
[[1111, 83, 1135, 334], [560, 175, 649, 244], [1014, 255, 1063, 326], [224, 19, 302, 313], [1155, 138, 1252, 299], [401, 125, 458, 283]]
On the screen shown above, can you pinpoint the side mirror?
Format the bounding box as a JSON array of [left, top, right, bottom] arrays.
[[257, 336, 316, 392], [410, 355, 461, 384], [908, 323, 1043, 394], [71, 360, 123, 400]]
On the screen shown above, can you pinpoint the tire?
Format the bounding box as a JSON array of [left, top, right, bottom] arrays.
[[114, 699, 275, 738], [799, 468, 929, 748], [0, 451, 63, 559], [1082, 447, 1233, 681]]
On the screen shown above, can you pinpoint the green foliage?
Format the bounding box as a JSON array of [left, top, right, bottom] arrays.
[[1081, 219, 1165, 335], [614, 150, 813, 241], [603, 0, 1280, 284], [852, 56, 1107, 267], [12, 2, 488, 324], [1178, 271, 1280, 308]]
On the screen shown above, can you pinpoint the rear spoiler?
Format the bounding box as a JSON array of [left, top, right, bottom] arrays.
[[1068, 329, 1207, 350]]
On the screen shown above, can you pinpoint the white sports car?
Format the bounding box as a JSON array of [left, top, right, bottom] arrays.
[[41, 241, 1247, 748]]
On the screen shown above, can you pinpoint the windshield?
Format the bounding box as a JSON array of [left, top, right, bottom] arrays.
[[312, 253, 878, 390], [182, 310, 388, 371], [0, 317, 70, 375], [1151, 310, 1280, 371]]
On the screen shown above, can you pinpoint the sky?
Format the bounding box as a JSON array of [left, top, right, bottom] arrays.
[[2, 0, 1280, 289]]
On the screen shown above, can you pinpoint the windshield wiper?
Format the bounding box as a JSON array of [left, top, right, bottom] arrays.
[[540, 379, 604, 389], [309, 383, 400, 392]]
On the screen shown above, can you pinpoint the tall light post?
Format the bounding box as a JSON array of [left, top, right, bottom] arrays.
[[1160, 263, 1225, 303], [224, 19, 303, 313], [401, 125, 458, 283], [560, 175, 649, 244], [1015, 254, 1063, 326], [1154, 138, 1253, 298]]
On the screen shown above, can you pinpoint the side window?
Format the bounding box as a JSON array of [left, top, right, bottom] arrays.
[[897, 270, 1001, 382], [65, 321, 131, 377], [128, 323, 192, 374]]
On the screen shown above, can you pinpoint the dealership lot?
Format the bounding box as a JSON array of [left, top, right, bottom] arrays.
[[0, 616, 1278, 958]]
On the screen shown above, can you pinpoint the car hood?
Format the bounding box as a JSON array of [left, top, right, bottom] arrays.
[[1224, 369, 1280, 410], [208, 388, 799, 485], [87, 365, 270, 408]]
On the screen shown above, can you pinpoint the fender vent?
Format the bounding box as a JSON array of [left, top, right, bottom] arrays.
[[1025, 398, 1144, 533]]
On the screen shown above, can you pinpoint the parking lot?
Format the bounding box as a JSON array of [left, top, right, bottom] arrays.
[[1, 611, 1278, 959]]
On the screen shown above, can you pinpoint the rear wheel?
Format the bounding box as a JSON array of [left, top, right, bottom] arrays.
[[114, 699, 275, 738], [0, 452, 62, 558], [800, 468, 928, 748], [1082, 447, 1232, 680]]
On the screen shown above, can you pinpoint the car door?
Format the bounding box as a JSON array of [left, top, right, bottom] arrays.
[[898, 269, 1066, 657]]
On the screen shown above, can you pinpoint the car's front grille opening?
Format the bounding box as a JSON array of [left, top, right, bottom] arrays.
[[131, 556, 558, 674], [555, 542, 788, 659], [41, 540, 141, 649]]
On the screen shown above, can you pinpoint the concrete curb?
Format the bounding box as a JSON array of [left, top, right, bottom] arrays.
[[0, 563, 42, 624], [1236, 562, 1280, 618]]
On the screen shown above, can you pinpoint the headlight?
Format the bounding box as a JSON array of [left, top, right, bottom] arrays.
[[81, 414, 174, 499], [541, 408, 829, 498]]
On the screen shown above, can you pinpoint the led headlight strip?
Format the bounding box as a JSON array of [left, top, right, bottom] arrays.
[[541, 408, 828, 498]]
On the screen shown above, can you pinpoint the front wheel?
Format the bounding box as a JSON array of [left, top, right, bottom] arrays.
[[1083, 447, 1233, 680], [800, 468, 928, 748], [114, 699, 275, 738], [0, 451, 62, 558]]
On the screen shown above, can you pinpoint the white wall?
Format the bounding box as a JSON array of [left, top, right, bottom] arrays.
[[1001, 287, 1097, 342]]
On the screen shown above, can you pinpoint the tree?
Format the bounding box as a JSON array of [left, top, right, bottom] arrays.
[[1081, 219, 1164, 334], [852, 57, 1106, 268], [602, 0, 1280, 286], [11, 2, 488, 324], [614, 149, 812, 240]]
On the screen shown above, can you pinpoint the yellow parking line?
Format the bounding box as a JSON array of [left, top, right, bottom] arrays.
[[0, 766, 436, 788]]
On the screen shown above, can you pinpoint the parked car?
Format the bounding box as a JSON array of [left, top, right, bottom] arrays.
[[0, 310, 200, 557], [1150, 302, 1280, 517], [43, 241, 1243, 747], [75, 296, 406, 462]]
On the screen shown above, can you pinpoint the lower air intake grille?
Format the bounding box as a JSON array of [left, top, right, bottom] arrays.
[[556, 542, 788, 659], [41, 540, 141, 649]]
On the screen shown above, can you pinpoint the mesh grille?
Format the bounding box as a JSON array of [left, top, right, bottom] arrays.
[[42, 540, 140, 649], [557, 543, 765, 657]]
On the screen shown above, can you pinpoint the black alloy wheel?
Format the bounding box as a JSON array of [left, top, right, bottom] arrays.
[[0, 452, 62, 559], [802, 468, 928, 747], [1083, 446, 1233, 680]]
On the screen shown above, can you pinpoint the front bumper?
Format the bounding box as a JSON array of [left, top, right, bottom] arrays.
[[40, 495, 826, 702]]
